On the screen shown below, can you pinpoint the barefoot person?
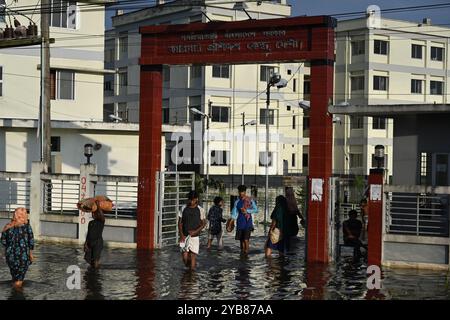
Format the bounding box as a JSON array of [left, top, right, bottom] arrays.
[[178, 191, 206, 270], [1, 207, 34, 289], [231, 185, 258, 255], [84, 203, 106, 269]]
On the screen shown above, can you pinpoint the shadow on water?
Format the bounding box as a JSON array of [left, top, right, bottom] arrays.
[[1, 225, 450, 300]]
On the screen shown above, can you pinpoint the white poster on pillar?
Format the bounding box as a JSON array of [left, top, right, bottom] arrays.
[[370, 184, 382, 201], [311, 178, 324, 202]]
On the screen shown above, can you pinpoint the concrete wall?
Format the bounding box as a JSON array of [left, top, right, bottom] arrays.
[[384, 241, 449, 265]]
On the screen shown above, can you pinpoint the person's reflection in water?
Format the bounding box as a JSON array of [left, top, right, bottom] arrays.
[[178, 270, 200, 299], [340, 262, 365, 299], [302, 263, 330, 300], [84, 268, 104, 300], [234, 263, 251, 300], [267, 256, 291, 299], [135, 250, 156, 300], [8, 287, 26, 300]]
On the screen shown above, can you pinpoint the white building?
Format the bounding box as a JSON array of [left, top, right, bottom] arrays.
[[334, 16, 450, 179], [0, 0, 141, 175], [104, 0, 310, 185]]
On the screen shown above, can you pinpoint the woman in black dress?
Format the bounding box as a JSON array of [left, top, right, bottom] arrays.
[[84, 202, 105, 269]]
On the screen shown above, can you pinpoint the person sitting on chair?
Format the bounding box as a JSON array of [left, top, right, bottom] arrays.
[[343, 209, 367, 260]]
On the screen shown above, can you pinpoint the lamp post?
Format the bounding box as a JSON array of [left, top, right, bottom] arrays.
[[265, 73, 287, 231], [241, 112, 256, 185], [84, 143, 93, 165], [374, 144, 385, 169], [190, 105, 211, 210]]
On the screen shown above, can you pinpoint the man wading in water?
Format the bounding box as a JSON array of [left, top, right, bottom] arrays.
[[178, 191, 206, 270]]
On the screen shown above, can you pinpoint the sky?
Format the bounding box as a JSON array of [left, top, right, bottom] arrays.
[[288, 0, 450, 24]]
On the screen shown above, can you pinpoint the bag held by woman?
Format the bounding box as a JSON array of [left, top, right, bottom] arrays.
[[269, 227, 282, 244]]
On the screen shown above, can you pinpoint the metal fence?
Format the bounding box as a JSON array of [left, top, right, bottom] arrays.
[[385, 192, 450, 237], [42, 174, 80, 215], [0, 172, 31, 217], [93, 175, 138, 219], [156, 172, 195, 248]]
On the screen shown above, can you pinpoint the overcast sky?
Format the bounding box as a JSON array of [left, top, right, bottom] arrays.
[[288, 0, 449, 24]]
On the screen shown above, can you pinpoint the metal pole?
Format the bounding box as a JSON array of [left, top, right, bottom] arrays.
[[241, 112, 245, 185], [205, 100, 211, 212], [265, 83, 270, 232], [41, 0, 51, 172]]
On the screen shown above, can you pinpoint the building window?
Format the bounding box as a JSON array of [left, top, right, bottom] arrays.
[[293, 78, 297, 92], [162, 98, 169, 124], [118, 68, 127, 96], [351, 75, 364, 92], [411, 44, 423, 59], [50, 1, 77, 29], [259, 152, 273, 167], [372, 117, 386, 130], [50, 70, 75, 100], [105, 41, 115, 63], [287, 69, 292, 75], [351, 40, 365, 56], [350, 153, 363, 168], [287, 105, 291, 111], [118, 34, 128, 60], [350, 116, 363, 129], [260, 109, 275, 125], [374, 40, 388, 55], [292, 153, 296, 167], [104, 78, 114, 96], [373, 75, 388, 91], [411, 79, 423, 94], [302, 153, 309, 167], [190, 65, 202, 79], [103, 104, 114, 122], [260, 66, 278, 82], [211, 150, 229, 166], [212, 65, 230, 79], [431, 47, 444, 61], [303, 114, 310, 131], [430, 81, 443, 95], [292, 115, 296, 129], [211, 106, 229, 123], [0, 66, 3, 97], [51, 136, 61, 152]]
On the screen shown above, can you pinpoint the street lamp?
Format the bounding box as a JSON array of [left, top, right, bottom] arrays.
[[265, 73, 287, 230], [241, 112, 256, 185], [374, 145, 385, 169], [190, 106, 211, 210], [84, 143, 93, 165]]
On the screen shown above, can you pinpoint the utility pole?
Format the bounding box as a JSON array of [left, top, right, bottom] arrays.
[[40, 0, 51, 172], [241, 112, 245, 185]]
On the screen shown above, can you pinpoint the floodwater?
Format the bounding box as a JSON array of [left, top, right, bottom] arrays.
[[0, 225, 449, 300]]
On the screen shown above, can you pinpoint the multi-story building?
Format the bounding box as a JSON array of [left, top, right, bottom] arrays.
[[104, 0, 311, 185], [0, 0, 143, 175], [334, 16, 450, 180]]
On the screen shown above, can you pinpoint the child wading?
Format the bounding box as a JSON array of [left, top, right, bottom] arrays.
[[207, 196, 226, 249], [178, 191, 206, 270], [231, 185, 258, 254]]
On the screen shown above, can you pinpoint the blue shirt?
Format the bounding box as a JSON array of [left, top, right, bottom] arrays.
[[231, 197, 258, 231]]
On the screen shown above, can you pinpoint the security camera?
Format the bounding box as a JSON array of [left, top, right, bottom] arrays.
[[332, 115, 342, 124], [298, 100, 310, 110], [109, 114, 123, 122]]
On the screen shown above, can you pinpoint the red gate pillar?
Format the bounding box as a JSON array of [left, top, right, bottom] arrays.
[[137, 65, 163, 250], [368, 168, 384, 266], [307, 59, 334, 263]]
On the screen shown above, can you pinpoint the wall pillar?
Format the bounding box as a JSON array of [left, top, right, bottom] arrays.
[[137, 65, 163, 250], [78, 163, 97, 243], [306, 58, 334, 263], [368, 168, 384, 266], [30, 161, 46, 238]]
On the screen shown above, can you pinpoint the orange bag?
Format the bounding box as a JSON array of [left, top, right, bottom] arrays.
[[77, 195, 113, 212]]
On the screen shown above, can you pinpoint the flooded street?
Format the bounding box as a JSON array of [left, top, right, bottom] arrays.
[[1, 225, 449, 300]]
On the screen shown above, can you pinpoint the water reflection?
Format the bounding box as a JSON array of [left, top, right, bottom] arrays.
[[135, 250, 156, 300], [0, 225, 449, 300], [84, 268, 104, 300]]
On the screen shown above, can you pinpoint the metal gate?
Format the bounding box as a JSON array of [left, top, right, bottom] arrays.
[[155, 171, 195, 248]]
